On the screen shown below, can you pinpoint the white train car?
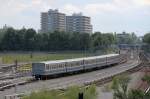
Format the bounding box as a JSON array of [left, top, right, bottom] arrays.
[[32, 54, 122, 80]]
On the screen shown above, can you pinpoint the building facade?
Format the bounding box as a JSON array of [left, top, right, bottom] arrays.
[[66, 13, 93, 34], [41, 10, 93, 34], [41, 9, 66, 33]]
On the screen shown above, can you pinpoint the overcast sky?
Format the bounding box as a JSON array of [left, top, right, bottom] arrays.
[[0, 0, 150, 36]]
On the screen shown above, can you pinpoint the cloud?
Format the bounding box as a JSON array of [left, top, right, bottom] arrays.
[[84, 3, 118, 15], [0, 0, 149, 34], [61, 4, 81, 15], [135, 0, 150, 6], [61, 0, 150, 16], [0, 0, 55, 17], [0, 0, 149, 20], [0, 0, 55, 29]]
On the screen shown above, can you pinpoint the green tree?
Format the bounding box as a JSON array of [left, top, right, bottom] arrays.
[[111, 76, 130, 99], [24, 29, 36, 51], [1, 28, 17, 50], [128, 89, 144, 99], [0, 27, 117, 52], [40, 33, 49, 51], [15, 28, 26, 50], [142, 75, 150, 85], [143, 33, 150, 44]]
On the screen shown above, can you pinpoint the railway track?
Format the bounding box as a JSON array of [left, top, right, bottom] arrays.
[[0, 81, 27, 91], [133, 52, 150, 94], [0, 51, 144, 98], [0, 54, 128, 91], [0, 60, 139, 91]]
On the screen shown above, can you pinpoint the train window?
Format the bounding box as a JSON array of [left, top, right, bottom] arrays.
[[71, 62, 74, 67], [46, 64, 49, 70], [79, 61, 82, 65], [49, 65, 52, 70], [53, 65, 55, 69], [63, 63, 65, 67], [59, 64, 61, 68], [61, 63, 64, 68], [53, 64, 55, 69], [51, 64, 53, 69], [67, 62, 70, 67], [48, 64, 50, 70], [70, 62, 73, 67], [45, 65, 47, 69], [61, 63, 63, 68], [77, 61, 79, 66], [60, 63, 63, 68], [61, 64, 63, 68]]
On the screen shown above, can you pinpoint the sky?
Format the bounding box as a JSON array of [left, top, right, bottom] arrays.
[[0, 0, 150, 36]]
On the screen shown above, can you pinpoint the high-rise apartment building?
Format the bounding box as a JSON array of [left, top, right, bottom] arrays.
[[66, 13, 93, 34], [41, 9, 66, 33], [41, 10, 93, 34]]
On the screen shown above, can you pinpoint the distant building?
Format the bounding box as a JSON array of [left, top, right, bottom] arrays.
[[41, 9, 66, 33], [116, 32, 141, 50], [116, 32, 131, 42], [66, 13, 93, 34], [41, 9, 93, 34]]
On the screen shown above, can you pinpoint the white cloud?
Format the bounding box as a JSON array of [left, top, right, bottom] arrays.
[[61, 4, 81, 15], [135, 0, 150, 6], [0, 0, 56, 29], [0, 0, 55, 17], [84, 3, 118, 15], [0, 0, 149, 19], [61, 0, 150, 16], [0, 0, 149, 33]]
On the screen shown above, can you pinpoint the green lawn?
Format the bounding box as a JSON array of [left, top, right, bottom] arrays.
[[0, 52, 91, 64], [21, 85, 97, 99]]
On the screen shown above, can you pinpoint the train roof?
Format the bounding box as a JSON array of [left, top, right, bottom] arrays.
[[35, 54, 119, 64]]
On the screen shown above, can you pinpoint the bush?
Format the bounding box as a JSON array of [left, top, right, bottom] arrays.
[[21, 85, 97, 99]]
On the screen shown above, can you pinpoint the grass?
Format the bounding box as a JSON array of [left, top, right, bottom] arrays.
[[21, 85, 97, 99], [0, 52, 91, 64]]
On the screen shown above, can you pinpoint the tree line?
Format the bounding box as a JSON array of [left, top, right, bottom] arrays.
[[142, 33, 150, 52], [0, 28, 116, 51]]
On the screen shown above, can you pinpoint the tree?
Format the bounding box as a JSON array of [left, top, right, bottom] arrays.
[[143, 33, 150, 44], [111, 76, 130, 99], [128, 89, 144, 99], [24, 29, 36, 51], [91, 32, 102, 49], [142, 75, 150, 85], [0, 27, 117, 52], [40, 33, 49, 51], [1, 28, 17, 50], [112, 75, 150, 99], [91, 32, 116, 52], [78, 33, 90, 50], [116, 32, 139, 45], [15, 28, 26, 50]]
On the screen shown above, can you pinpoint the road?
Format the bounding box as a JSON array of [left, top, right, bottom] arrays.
[[0, 58, 140, 99]]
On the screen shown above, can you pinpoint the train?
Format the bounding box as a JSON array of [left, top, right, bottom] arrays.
[[32, 54, 127, 80]]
